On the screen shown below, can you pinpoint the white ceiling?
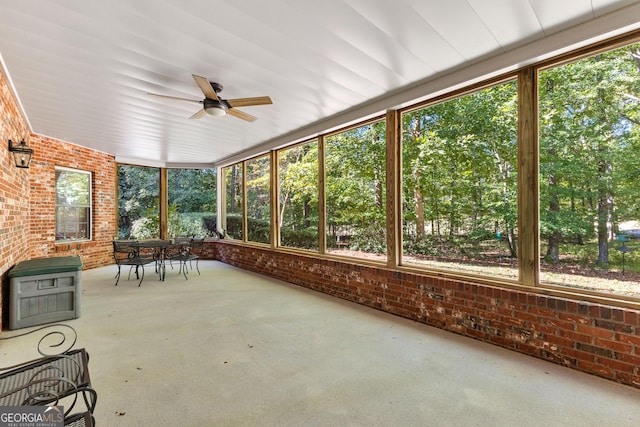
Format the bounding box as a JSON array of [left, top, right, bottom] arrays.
[[1, 0, 640, 168]]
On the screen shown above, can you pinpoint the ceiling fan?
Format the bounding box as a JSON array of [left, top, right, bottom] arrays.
[[148, 74, 272, 122]]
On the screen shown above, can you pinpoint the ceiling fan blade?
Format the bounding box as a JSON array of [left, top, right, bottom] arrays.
[[226, 96, 273, 107], [192, 74, 219, 100], [148, 93, 201, 103], [227, 108, 257, 122], [189, 109, 208, 120]]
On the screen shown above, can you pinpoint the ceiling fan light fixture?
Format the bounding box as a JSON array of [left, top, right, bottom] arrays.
[[204, 99, 228, 117]]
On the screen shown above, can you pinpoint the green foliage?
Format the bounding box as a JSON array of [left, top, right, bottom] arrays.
[[281, 227, 319, 250], [351, 222, 386, 253], [119, 166, 216, 239], [325, 121, 387, 255], [402, 79, 518, 260], [130, 209, 159, 239], [118, 165, 160, 238], [246, 155, 271, 231], [278, 142, 319, 236], [247, 217, 270, 244], [468, 228, 496, 243], [539, 43, 640, 265], [225, 214, 243, 239], [168, 207, 209, 238], [403, 236, 438, 256], [202, 216, 217, 236]]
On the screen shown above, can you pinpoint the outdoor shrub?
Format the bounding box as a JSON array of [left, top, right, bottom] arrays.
[[247, 217, 270, 243], [130, 215, 158, 239], [351, 223, 386, 253], [403, 236, 438, 256], [202, 216, 217, 236], [225, 214, 243, 239], [281, 227, 318, 249]]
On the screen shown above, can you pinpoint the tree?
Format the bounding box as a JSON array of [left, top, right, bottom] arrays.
[[278, 141, 319, 249], [402, 80, 518, 260], [118, 165, 160, 238], [539, 43, 640, 266], [325, 121, 387, 252]]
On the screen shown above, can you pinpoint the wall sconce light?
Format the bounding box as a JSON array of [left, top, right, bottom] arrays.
[[8, 139, 34, 169]]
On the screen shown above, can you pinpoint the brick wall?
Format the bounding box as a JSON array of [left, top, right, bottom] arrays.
[[28, 134, 116, 269], [0, 63, 32, 330], [213, 241, 640, 389], [1, 62, 116, 330]]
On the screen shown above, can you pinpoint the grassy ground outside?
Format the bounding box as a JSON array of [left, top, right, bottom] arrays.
[[329, 247, 640, 299]]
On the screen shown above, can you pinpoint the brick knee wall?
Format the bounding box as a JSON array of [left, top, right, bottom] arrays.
[[209, 241, 640, 389]]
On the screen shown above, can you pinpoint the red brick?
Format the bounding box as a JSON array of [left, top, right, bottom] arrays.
[[593, 338, 633, 354], [576, 324, 615, 340]]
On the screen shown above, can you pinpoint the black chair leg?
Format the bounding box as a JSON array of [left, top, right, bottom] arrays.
[[138, 265, 145, 286]]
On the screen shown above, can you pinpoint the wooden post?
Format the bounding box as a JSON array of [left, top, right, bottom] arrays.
[[386, 109, 402, 269], [318, 135, 327, 254], [242, 161, 247, 242], [159, 168, 168, 240], [518, 68, 539, 286], [270, 151, 279, 248]]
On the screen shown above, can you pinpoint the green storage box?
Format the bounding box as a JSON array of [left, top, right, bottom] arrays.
[[8, 256, 83, 330]]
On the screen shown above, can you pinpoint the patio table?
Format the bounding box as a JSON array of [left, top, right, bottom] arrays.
[[137, 239, 188, 281]]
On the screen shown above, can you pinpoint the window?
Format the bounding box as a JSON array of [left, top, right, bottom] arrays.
[[202, 33, 640, 305], [538, 42, 640, 298], [325, 120, 387, 261], [55, 167, 91, 241], [278, 140, 319, 251], [223, 163, 244, 240], [401, 80, 519, 280], [117, 165, 160, 239], [246, 155, 271, 244], [167, 168, 217, 238]]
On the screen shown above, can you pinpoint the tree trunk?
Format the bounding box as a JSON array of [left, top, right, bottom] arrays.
[[229, 165, 237, 214], [596, 158, 610, 266], [375, 168, 383, 209], [546, 173, 561, 262], [508, 228, 517, 257], [303, 199, 311, 228], [596, 194, 609, 265], [415, 187, 425, 239]]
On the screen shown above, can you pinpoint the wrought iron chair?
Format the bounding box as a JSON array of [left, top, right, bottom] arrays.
[[112, 239, 156, 286], [0, 325, 97, 424], [189, 238, 205, 275], [164, 238, 190, 279], [165, 237, 204, 279], [64, 411, 95, 426]]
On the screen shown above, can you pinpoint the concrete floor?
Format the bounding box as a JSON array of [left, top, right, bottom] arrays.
[[2, 260, 640, 427]]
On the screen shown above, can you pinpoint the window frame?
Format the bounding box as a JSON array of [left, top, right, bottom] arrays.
[[222, 162, 245, 240], [245, 153, 272, 246], [275, 138, 320, 252], [398, 75, 520, 282], [533, 35, 640, 302], [55, 166, 92, 243], [323, 117, 388, 262]]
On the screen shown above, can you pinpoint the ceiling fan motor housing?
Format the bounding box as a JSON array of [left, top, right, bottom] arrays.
[[209, 81, 224, 93], [204, 98, 228, 116]]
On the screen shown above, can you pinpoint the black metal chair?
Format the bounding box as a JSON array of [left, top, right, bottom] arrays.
[[112, 239, 156, 286], [189, 238, 204, 275], [0, 349, 97, 416], [0, 325, 97, 421], [165, 237, 204, 279], [64, 411, 95, 427]]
